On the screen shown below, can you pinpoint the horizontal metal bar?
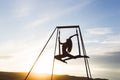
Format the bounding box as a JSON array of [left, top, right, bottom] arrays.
[[56, 25, 79, 29]]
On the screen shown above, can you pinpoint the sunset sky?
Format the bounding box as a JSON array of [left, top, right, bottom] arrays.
[[0, 0, 120, 80]]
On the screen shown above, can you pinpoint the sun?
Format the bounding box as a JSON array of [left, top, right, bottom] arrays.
[[30, 53, 63, 74]]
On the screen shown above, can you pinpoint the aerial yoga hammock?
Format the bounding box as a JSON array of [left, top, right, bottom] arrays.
[[55, 34, 78, 61]]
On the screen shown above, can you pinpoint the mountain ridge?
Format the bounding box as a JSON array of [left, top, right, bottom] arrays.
[[0, 72, 108, 80]]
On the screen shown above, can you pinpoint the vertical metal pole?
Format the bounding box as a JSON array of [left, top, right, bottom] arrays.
[[51, 29, 59, 80], [76, 28, 81, 56], [86, 58, 92, 78], [24, 28, 57, 80], [58, 30, 61, 55], [78, 26, 91, 79]]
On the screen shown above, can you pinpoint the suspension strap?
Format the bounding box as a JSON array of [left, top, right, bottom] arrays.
[[76, 28, 81, 56], [58, 30, 61, 55]]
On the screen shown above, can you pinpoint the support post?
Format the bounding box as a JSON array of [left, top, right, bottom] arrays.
[[76, 28, 81, 56], [58, 30, 61, 55], [51, 29, 59, 80], [24, 28, 57, 80], [78, 26, 92, 79]]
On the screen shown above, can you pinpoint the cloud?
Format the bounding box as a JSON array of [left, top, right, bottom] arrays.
[[0, 56, 12, 60], [16, 5, 31, 18], [56, 0, 94, 16], [101, 34, 120, 44], [84, 27, 120, 55], [101, 40, 120, 44], [86, 27, 112, 35], [12, 0, 32, 18], [91, 51, 120, 68], [108, 51, 120, 55], [85, 39, 99, 43], [24, 0, 94, 29], [86, 39, 120, 55], [25, 16, 51, 29]]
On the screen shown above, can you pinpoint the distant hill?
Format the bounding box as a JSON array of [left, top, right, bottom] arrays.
[[0, 72, 108, 80]]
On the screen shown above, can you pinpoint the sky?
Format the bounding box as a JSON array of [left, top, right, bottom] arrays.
[[0, 0, 120, 80]]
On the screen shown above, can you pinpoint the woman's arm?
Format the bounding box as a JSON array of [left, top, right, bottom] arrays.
[[69, 34, 78, 39], [58, 37, 64, 44]]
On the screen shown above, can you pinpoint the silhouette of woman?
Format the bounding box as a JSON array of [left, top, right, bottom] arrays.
[[60, 34, 77, 58], [55, 34, 78, 60]]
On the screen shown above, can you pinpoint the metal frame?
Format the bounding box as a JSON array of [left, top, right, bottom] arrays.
[[24, 25, 92, 80], [57, 25, 79, 29]]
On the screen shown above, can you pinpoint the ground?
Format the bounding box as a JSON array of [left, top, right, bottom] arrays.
[[0, 72, 108, 80]]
